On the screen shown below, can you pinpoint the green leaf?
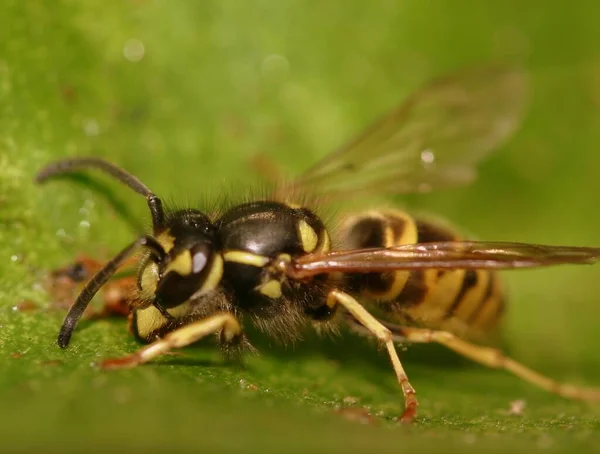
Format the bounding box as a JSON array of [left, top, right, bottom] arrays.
[[2, 1, 600, 452]]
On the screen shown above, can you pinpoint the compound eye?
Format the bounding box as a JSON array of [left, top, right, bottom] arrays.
[[191, 243, 212, 274]]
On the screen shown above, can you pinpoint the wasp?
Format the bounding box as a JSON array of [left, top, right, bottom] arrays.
[[36, 65, 600, 422]]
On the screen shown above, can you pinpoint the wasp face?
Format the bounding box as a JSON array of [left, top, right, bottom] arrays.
[[140, 210, 224, 309]]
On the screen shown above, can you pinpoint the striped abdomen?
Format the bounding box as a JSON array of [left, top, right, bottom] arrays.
[[341, 210, 505, 338]]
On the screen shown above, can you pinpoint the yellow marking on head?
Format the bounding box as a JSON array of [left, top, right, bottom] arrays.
[[223, 250, 269, 267], [164, 250, 193, 276], [285, 202, 302, 209], [156, 231, 176, 252], [199, 254, 223, 292], [134, 301, 191, 340], [139, 261, 159, 301], [297, 220, 318, 253], [257, 279, 282, 299]]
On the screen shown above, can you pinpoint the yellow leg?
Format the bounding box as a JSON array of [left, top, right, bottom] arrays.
[[398, 326, 600, 402], [101, 312, 242, 370], [328, 289, 418, 422]]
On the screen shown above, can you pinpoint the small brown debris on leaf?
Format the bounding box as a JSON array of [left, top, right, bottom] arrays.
[[60, 84, 77, 102], [239, 379, 259, 391], [46, 255, 136, 315], [12, 300, 38, 312], [334, 407, 378, 425]]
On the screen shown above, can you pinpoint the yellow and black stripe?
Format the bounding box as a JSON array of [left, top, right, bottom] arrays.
[[341, 210, 505, 337]]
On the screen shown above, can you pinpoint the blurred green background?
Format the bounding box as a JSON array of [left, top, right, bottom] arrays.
[[2, 0, 600, 452]]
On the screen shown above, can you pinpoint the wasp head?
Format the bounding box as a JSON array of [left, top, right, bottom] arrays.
[[140, 209, 223, 310]]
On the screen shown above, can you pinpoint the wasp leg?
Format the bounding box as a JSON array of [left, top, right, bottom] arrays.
[[393, 326, 600, 402], [100, 312, 242, 370], [328, 289, 418, 422]]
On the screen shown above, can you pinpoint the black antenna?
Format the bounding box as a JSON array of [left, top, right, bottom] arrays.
[[57, 235, 164, 348], [36, 157, 165, 231]]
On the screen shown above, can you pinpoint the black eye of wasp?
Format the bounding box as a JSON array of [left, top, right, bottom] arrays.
[[155, 242, 216, 309]]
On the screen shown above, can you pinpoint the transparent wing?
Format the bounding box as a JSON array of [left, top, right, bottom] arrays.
[[285, 242, 600, 279], [292, 64, 529, 198]]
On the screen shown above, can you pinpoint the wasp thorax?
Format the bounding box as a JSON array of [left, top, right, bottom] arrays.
[[216, 201, 329, 303]]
